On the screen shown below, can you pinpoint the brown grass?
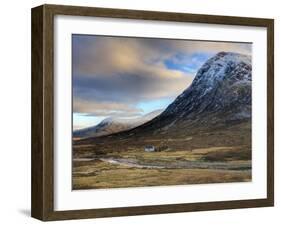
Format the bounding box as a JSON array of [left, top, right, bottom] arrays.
[[73, 160, 251, 189]]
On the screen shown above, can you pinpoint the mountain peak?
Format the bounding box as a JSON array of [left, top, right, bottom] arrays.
[[191, 51, 251, 90], [135, 51, 252, 133]]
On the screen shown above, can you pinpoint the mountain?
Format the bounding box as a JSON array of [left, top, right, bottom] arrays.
[[161, 52, 251, 122], [73, 109, 162, 139], [76, 51, 252, 150], [114, 51, 252, 136]]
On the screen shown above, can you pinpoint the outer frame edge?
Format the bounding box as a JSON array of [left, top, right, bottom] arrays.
[[31, 4, 274, 221]]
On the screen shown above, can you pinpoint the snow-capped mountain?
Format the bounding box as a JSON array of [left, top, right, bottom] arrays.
[[73, 109, 163, 139], [122, 52, 252, 135], [161, 52, 251, 122]]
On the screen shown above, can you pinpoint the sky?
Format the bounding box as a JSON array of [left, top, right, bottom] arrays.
[[72, 35, 251, 130]]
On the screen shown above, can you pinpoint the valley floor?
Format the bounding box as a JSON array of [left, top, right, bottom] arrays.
[[72, 146, 251, 190]]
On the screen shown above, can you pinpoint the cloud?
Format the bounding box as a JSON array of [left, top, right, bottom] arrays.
[[72, 35, 251, 117], [73, 37, 251, 77], [169, 40, 251, 56], [73, 98, 143, 117]]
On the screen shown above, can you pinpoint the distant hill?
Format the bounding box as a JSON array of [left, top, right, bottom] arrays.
[[73, 109, 162, 139]]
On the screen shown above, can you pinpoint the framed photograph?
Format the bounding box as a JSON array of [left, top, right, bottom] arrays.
[[31, 4, 274, 221]]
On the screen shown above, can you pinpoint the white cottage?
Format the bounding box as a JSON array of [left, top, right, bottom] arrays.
[[144, 145, 155, 152]]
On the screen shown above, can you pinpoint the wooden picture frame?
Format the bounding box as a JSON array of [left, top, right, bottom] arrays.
[[31, 4, 274, 221]]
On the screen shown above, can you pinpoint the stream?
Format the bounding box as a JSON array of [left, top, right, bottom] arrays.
[[74, 157, 252, 171]]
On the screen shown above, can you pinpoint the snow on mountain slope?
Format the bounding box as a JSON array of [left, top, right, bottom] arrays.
[[162, 52, 251, 119], [123, 52, 252, 135]]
